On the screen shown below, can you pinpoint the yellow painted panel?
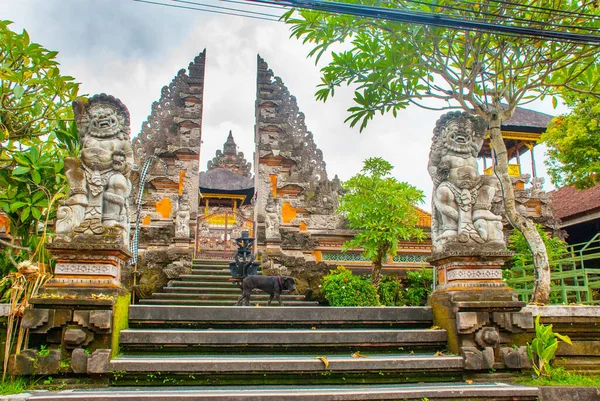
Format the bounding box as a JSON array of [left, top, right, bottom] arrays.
[[269, 174, 277, 198], [178, 170, 186, 196], [156, 198, 172, 219], [484, 164, 521, 177], [282, 202, 296, 224]]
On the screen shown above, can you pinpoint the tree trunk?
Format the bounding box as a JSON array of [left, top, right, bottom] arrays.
[[487, 111, 550, 304], [371, 258, 383, 290]]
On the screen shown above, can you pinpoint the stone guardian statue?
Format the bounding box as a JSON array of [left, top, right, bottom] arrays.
[[428, 112, 504, 254], [56, 94, 133, 247]]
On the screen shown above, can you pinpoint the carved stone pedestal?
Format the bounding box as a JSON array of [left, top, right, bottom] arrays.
[[429, 251, 533, 371], [44, 233, 131, 296], [9, 234, 131, 377]]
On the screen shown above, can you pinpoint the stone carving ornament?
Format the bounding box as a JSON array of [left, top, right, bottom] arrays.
[[56, 94, 133, 246], [265, 195, 281, 240], [175, 201, 191, 238], [428, 112, 504, 253]]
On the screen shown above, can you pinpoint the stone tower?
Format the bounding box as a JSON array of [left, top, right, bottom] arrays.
[[254, 56, 343, 256], [131, 50, 206, 256]]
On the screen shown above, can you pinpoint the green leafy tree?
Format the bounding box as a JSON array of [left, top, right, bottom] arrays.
[[543, 95, 600, 190], [283, 1, 600, 303], [508, 225, 568, 270], [339, 157, 425, 288], [0, 20, 80, 272]]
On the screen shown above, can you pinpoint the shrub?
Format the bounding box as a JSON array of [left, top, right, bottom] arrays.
[[527, 314, 572, 377], [379, 276, 406, 306], [321, 266, 380, 306], [404, 268, 433, 306]]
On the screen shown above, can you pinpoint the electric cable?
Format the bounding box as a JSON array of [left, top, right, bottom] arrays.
[[134, 0, 281, 21], [254, 0, 600, 45], [171, 0, 283, 17], [398, 0, 600, 33]]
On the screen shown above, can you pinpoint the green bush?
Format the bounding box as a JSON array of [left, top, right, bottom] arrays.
[[321, 266, 434, 306], [404, 268, 433, 306], [379, 276, 406, 306], [321, 266, 380, 306]]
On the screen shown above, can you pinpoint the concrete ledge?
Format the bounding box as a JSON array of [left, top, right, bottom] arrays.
[[110, 354, 464, 373], [119, 328, 446, 346], [128, 305, 433, 323], [20, 383, 540, 400], [538, 386, 600, 401], [524, 306, 600, 318]]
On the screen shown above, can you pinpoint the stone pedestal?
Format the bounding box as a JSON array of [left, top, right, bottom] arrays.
[[429, 251, 534, 371], [43, 233, 131, 296], [8, 233, 132, 377]]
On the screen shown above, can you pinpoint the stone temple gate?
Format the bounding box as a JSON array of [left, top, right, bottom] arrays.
[[129, 50, 432, 279], [128, 50, 555, 294]]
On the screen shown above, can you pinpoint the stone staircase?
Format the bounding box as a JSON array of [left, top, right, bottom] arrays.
[[112, 305, 463, 385], [137, 259, 318, 306], [17, 305, 540, 400], [14, 260, 540, 400]]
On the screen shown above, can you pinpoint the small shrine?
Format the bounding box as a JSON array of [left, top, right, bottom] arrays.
[[196, 131, 255, 260]]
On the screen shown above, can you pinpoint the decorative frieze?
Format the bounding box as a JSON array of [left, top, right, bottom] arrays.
[[55, 263, 119, 278], [446, 268, 502, 281]]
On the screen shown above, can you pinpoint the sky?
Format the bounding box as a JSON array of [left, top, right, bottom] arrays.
[[2, 0, 566, 210]]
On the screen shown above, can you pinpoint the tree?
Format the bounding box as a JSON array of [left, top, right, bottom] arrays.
[[508, 225, 568, 270], [543, 95, 600, 190], [0, 20, 80, 271], [283, 1, 600, 304], [339, 157, 425, 289]]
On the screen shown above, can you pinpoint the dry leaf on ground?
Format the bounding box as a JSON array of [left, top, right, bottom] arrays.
[[316, 356, 329, 369]]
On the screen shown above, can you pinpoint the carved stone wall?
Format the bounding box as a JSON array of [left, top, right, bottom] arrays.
[[131, 50, 206, 255], [492, 174, 560, 237], [255, 56, 344, 260]]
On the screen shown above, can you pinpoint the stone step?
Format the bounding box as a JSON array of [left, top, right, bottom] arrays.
[[110, 354, 463, 373], [163, 286, 242, 294], [190, 269, 232, 275], [128, 305, 433, 327], [179, 274, 235, 281], [119, 328, 447, 348], [21, 383, 540, 400], [168, 280, 237, 288], [137, 299, 319, 306], [150, 293, 306, 301], [192, 261, 229, 267]]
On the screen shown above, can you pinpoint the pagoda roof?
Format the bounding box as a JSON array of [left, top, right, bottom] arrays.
[[501, 106, 554, 133], [198, 168, 254, 192]]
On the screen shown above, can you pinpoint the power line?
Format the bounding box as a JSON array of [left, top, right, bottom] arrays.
[[170, 0, 282, 17], [134, 0, 281, 21], [256, 0, 600, 45], [399, 0, 600, 33], [482, 0, 600, 20]]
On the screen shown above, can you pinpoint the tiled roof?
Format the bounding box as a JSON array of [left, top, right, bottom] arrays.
[[502, 106, 553, 132], [550, 184, 600, 220]]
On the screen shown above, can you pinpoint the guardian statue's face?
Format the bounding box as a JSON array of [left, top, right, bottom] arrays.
[[88, 105, 124, 138], [442, 119, 476, 154]]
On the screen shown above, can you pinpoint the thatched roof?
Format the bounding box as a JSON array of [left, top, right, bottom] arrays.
[[502, 106, 554, 133], [198, 168, 254, 192]]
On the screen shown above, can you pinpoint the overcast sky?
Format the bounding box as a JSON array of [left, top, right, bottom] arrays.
[[3, 0, 565, 210]]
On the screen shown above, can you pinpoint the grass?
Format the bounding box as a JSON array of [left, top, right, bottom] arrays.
[[515, 367, 600, 387], [0, 377, 29, 395]]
